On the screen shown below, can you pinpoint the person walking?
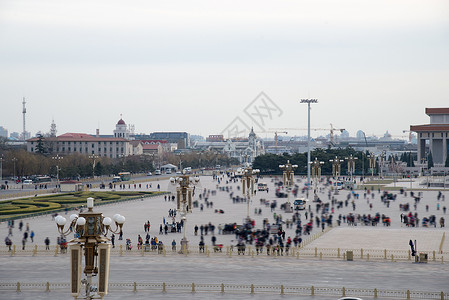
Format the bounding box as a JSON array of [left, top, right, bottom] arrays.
[[45, 237, 50, 250], [30, 230, 35, 242]]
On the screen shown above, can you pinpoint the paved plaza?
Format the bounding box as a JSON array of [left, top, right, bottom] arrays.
[[1, 174, 448, 299]]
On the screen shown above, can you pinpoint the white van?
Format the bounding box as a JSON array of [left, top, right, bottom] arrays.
[[154, 170, 162, 175], [23, 179, 33, 185]]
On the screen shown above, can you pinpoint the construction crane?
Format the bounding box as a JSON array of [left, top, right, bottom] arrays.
[[402, 130, 415, 144], [269, 123, 345, 146]]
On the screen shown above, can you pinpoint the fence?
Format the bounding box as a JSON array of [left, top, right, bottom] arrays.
[[1, 242, 446, 264], [0, 282, 447, 299]]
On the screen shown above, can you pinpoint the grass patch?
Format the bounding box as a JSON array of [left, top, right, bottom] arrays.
[[0, 191, 165, 219]]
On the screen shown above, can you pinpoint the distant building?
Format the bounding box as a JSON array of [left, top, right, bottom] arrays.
[[206, 135, 224, 142], [192, 128, 264, 164], [26, 133, 137, 158], [113, 118, 131, 140], [410, 107, 449, 165], [0, 126, 8, 138], [149, 132, 190, 149]]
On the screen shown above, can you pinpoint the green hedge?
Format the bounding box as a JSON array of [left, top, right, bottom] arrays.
[[0, 191, 162, 217]]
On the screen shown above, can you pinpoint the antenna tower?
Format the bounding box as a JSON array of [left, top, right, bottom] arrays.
[[22, 97, 27, 140]]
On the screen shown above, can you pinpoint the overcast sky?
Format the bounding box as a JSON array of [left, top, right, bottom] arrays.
[[1, 0, 448, 139]]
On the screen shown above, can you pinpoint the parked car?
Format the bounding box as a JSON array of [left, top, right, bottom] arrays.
[[146, 172, 152, 176]]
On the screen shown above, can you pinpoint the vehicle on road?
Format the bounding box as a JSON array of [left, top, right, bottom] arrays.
[[23, 179, 33, 185], [147, 172, 152, 176], [118, 172, 131, 181], [294, 198, 308, 210], [154, 170, 161, 175], [257, 183, 268, 191]]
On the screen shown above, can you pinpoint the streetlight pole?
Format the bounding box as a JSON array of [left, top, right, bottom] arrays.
[[52, 154, 63, 191], [89, 154, 99, 179], [0, 155, 4, 182], [11, 157, 17, 182], [279, 160, 298, 211], [310, 157, 324, 194], [55, 198, 125, 299], [170, 174, 200, 253], [345, 154, 358, 185], [300, 99, 318, 199], [242, 166, 259, 220]]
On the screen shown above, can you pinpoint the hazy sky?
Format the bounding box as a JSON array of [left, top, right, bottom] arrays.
[[1, 0, 448, 139]]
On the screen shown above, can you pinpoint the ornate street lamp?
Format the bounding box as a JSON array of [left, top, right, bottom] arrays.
[[52, 154, 63, 191], [279, 160, 298, 211], [169, 173, 200, 253], [368, 152, 376, 178], [89, 154, 99, 179], [310, 157, 324, 194], [242, 166, 260, 219], [329, 156, 344, 178], [345, 154, 358, 183], [55, 197, 125, 299]]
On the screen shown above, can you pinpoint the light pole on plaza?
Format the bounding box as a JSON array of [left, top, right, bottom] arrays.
[[52, 154, 63, 190], [11, 157, 17, 181], [55, 197, 125, 299], [300, 98, 318, 199], [170, 173, 200, 253], [242, 166, 259, 220], [0, 155, 4, 182], [345, 154, 358, 184], [89, 154, 99, 178], [329, 156, 344, 178], [310, 157, 324, 194], [279, 160, 297, 210], [368, 152, 376, 179]]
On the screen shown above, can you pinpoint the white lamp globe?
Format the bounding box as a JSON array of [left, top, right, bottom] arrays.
[[56, 216, 67, 226], [116, 215, 125, 224], [76, 217, 86, 226], [169, 177, 175, 184], [69, 214, 78, 222], [103, 217, 112, 226], [113, 214, 120, 222]]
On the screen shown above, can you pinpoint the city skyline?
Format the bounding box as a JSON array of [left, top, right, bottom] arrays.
[[1, 0, 448, 138]]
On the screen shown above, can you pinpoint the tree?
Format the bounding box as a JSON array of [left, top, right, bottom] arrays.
[[35, 134, 46, 154]]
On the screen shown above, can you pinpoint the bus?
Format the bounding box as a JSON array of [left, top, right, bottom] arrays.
[[118, 172, 131, 181], [33, 176, 52, 184], [257, 183, 268, 191]]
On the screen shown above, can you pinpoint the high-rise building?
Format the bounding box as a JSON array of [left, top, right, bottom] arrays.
[[0, 126, 8, 138]]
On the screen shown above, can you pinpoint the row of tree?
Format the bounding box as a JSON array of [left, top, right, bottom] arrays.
[[0, 149, 239, 180]]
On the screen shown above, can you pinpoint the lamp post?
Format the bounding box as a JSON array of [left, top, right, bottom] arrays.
[[242, 166, 260, 220], [169, 173, 200, 253], [368, 152, 376, 179], [310, 157, 324, 194], [0, 155, 4, 182], [89, 154, 99, 179], [345, 154, 358, 184], [329, 156, 344, 179], [300, 98, 318, 199], [52, 154, 63, 190], [11, 157, 17, 182], [279, 160, 298, 211], [55, 197, 125, 299]]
